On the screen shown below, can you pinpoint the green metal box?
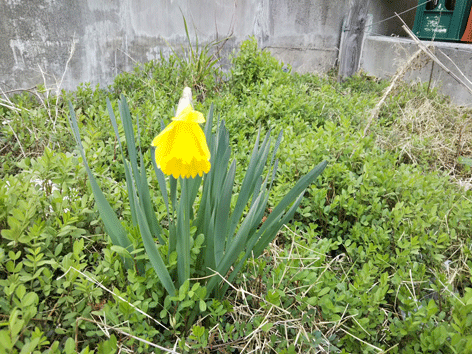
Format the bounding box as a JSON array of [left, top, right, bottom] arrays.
[[412, 0, 472, 41]]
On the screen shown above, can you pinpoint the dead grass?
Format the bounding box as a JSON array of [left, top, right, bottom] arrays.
[[374, 86, 472, 185], [216, 234, 341, 353], [365, 35, 472, 188], [208, 227, 398, 354]]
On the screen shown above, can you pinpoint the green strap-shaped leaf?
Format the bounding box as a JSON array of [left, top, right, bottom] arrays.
[[151, 148, 170, 219], [130, 176, 176, 296], [176, 178, 191, 286], [186, 175, 203, 221], [214, 160, 236, 267], [119, 96, 139, 175], [214, 161, 327, 297], [250, 175, 264, 209], [206, 190, 265, 295], [195, 106, 218, 250], [210, 121, 231, 204], [223, 192, 305, 295], [268, 159, 279, 191], [68, 102, 133, 269], [204, 104, 214, 149], [255, 160, 327, 241], [198, 166, 215, 270], [228, 129, 271, 242], [248, 189, 270, 238], [252, 192, 305, 258], [225, 129, 261, 239], [107, 98, 138, 227], [138, 160, 165, 245], [270, 130, 283, 167], [117, 97, 164, 245], [170, 176, 178, 211]]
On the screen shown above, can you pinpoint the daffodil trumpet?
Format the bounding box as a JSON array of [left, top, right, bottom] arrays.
[[152, 88, 211, 179]]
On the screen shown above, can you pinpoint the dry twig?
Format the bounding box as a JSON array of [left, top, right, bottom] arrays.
[[363, 48, 423, 137]]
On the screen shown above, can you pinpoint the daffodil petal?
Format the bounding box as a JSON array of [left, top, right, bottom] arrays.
[[152, 121, 210, 179]]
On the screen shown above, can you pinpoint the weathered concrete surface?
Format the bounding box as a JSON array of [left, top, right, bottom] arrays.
[[1, 0, 244, 91], [262, 0, 348, 73], [0, 0, 419, 92], [360, 35, 472, 107]]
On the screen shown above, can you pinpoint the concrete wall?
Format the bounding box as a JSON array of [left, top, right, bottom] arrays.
[[1, 0, 417, 92], [360, 35, 472, 107], [262, 0, 348, 74]]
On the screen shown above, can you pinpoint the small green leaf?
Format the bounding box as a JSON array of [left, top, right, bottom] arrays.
[[261, 322, 273, 332], [22, 292, 39, 307], [318, 287, 331, 297], [64, 337, 76, 354], [110, 245, 131, 258], [199, 299, 207, 312], [0, 329, 13, 350], [15, 285, 26, 300]]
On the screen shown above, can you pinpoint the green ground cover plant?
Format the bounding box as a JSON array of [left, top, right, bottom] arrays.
[[1, 37, 472, 353]]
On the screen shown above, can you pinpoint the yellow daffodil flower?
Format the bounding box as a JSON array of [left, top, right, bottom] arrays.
[[152, 88, 211, 179]]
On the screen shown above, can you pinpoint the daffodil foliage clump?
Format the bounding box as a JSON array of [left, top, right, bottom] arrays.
[[69, 85, 327, 305], [1, 38, 472, 353]]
